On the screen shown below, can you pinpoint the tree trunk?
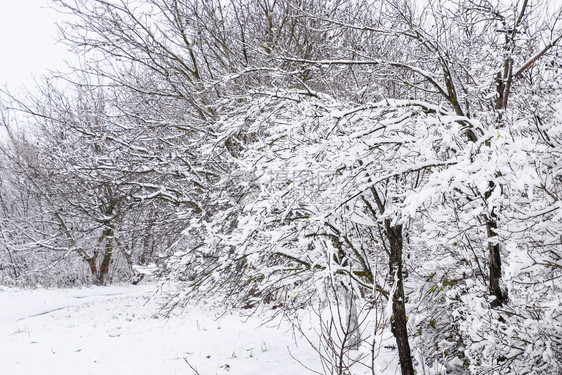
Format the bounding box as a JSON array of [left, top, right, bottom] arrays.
[[87, 224, 114, 285], [343, 286, 361, 350], [485, 53, 513, 305], [98, 226, 114, 286], [88, 258, 99, 284], [487, 219, 505, 307], [385, 221, 415, 375]]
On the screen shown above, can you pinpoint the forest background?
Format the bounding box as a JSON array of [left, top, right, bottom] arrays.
[[1, 1, 561, 374]]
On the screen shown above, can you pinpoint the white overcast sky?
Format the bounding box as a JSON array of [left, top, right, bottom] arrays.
[[0, 0, 70, 91]]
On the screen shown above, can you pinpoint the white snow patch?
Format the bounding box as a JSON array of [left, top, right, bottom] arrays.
[[0, 284, 322, 375]]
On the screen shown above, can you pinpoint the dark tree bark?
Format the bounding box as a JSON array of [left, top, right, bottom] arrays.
[[385, 220, 415, 375], [88, 223, 114, 286], [98, 225, 114, 286], [369, 186, 415, 375], [487, 219, 505, 307]]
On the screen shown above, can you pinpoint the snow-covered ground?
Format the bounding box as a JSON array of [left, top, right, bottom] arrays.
[[0, 284, 397, 375]]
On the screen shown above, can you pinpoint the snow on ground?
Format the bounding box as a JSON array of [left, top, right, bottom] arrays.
[[0, 284, 397, 375]]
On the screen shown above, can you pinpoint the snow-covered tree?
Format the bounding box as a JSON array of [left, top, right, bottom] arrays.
[[163, 1, 562, 373], [1, 0, 560, 374]]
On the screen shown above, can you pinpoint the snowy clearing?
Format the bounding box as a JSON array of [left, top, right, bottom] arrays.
[[0, 284, 396, 375]]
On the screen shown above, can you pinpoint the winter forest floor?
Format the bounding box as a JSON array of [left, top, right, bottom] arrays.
[[0, 283, 397, 375]]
